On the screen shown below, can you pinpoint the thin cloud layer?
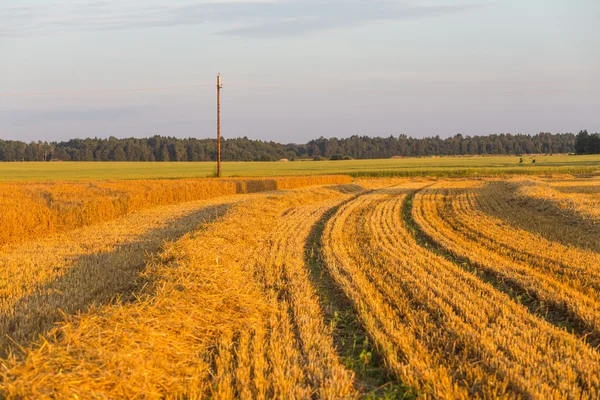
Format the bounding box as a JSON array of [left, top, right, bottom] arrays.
[[1, 0, 481, 37], [2, 107, 140, 126]]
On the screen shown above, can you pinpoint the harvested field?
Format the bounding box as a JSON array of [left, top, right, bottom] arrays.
[[1, 175, 599, 398], [511, 177, 600, 222], [0, 175, 350, 247]]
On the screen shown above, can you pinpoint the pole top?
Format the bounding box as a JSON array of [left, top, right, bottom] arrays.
[[217, 74, 222, 89]]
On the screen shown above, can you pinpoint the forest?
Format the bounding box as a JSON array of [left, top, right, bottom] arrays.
[[0, 131, 597, 162]]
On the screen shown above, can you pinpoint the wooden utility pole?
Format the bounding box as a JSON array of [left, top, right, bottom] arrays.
[[216, 74, 222, 178]]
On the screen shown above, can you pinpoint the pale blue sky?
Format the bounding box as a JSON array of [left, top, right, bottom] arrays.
[[1, 0, 598, 143]]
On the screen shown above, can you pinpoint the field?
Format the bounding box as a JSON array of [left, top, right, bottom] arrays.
[[1, 171, 600, 398], [1, 154, 600, 181]]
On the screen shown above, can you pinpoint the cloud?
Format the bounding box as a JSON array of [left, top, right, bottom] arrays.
[[1, 107, 140, 126], [0, 0, 482, 37], [219, 1, 480, 37]]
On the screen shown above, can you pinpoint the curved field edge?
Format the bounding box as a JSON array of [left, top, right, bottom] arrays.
[[0, 195, 250, 358], [476, 180, 600, 253], [322, 185, 600, 398], [0, 175, 351, 247], [0, 185, 364, 399], [510, 178, 600, 223], [404, 189, 599, 345], [411, 182, 600, 343]]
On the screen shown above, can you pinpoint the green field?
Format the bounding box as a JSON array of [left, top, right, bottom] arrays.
[[1, 155, 599, 181]]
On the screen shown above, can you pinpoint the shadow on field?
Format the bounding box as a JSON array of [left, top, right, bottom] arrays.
[[326, 183, 365, 194], [372, 188, 415, 195], [553, 185, 600, 195], [0, 203, 231, 358], [405, 189, 600, 346], [480, 182, 600, 253]]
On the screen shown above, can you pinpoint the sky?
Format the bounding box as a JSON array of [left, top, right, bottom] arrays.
[[0, 0, 598, 143]]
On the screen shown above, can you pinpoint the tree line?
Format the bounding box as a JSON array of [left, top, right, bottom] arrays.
[[0, 131, 596, 162], [575, 130, 600, 155]]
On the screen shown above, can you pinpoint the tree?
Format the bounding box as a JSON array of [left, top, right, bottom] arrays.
[[575, 130, 590, 154], [174, 141, 187, 161], [53, 147, 70, 161], [159, 144, 170, 162], [590, 134, 600, 154], [113, 147, 127, 161]]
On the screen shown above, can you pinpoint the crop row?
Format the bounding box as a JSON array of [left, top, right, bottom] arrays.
[[512, 178, 600, 221], [1, 185, 357, 398], [0, 175, 350, 247], [2, 177, 599, 398], [324, 185, 600, 398]]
